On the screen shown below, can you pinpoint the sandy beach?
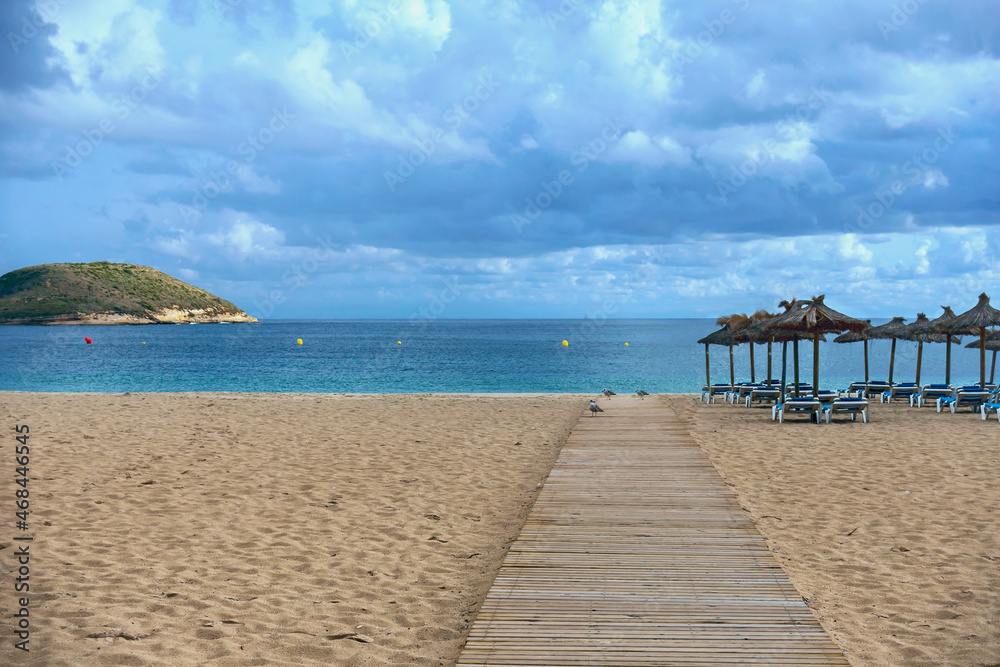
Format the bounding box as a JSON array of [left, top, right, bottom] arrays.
[[3, 391, 999, 666], [0, 393, 584, 666], [668, 394, 1000, 667]]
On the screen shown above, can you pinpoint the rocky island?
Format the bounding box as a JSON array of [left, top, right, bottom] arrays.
[[0, 262, 258, 325]]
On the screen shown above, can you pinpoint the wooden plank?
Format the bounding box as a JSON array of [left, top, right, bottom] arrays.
[[456, 397, 848, 666]]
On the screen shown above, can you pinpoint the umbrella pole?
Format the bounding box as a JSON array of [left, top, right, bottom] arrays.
[[749, 344, 755, 383], [767, 340, 773, 384], [946, 334, 952, 385], [729, 344, 735, 387], [981, 328, 987, 388], [992, 350, 997, 385], [704, 343, 711, 389], [781, 340, 788, 397], [864, 339, 869, 383], [813, 332, 820, 397], [793, 337, 800, 397], [916, 341, 923, 386], [889, 338, 896, 385]]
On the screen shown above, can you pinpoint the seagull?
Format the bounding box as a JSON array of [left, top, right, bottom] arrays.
[[602, 389, 616, 399], [588, 400, 604, 416], [636, 390, 649, 399]]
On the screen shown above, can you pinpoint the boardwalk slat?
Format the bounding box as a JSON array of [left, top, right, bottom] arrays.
[[456, 398, 848, 666]]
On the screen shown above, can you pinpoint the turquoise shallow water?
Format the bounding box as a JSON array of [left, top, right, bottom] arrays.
[[0, 319, 989, 393]]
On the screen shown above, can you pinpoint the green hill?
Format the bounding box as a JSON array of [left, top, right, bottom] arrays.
[[0, 262, 258, 324]]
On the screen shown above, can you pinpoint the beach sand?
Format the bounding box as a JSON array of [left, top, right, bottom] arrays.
[[5, 391, 998, 666], [667, 394, 1000, 667], [0, 392, 584, 666]]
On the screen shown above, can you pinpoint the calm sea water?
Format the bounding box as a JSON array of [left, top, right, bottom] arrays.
[[0, 319, 990, 393]]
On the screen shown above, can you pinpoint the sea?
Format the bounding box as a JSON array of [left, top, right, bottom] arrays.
[[0, 319, 990, 394]]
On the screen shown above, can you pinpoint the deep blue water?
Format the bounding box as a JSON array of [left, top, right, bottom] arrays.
[[0, 319, 991, 393]]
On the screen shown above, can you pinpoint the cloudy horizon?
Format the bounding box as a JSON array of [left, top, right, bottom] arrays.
[[1, 0, 998, 320]]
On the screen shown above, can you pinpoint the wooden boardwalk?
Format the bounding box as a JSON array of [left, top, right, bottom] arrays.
[[457, 397, 849, 666]]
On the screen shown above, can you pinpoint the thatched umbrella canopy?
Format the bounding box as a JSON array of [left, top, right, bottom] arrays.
[[867, 316, 909, 385], [965, 331, 1000, 384], [731, 309, 779, 383], [925, 306, 961, 384], [770, 298, 806, 396], [938, 293, 1000, 388], [764, 295, 867, 396], [900, 312, 956, 385], [697, 316, 744, 388], [834, 320, 874, 383]]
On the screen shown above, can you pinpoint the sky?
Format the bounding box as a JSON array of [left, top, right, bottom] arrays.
[[1, 0, 998, 320]]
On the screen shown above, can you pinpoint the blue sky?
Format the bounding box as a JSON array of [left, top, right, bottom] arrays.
[[1, 0, 998, 319]]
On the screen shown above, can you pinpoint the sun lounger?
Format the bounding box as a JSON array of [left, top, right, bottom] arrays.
[[846, 381, 868, 395], [824, 397, 869, 423], [745, 387, 780, 407], [937, 387, 993, 413], [881, 383, 920, 403], [982, 403, 1000, 422], [910, 384, 953, 408], [863, 381, 891, 398], [701, 384, 732, 403], [772, 397, 823, 424], [729, 383, 764, 404]]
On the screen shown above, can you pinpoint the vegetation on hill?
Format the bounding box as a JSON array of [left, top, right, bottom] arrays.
[[0, 262, 255, 323]]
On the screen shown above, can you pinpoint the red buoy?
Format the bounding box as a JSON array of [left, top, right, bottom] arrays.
[[85, 337, 93, 344]]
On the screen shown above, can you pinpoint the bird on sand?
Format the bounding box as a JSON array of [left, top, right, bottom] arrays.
[[588, 400, 605, 416], [602, 389, 616, 399], [636, 390, 649, 399]]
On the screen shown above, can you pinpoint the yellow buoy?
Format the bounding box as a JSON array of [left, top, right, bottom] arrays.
[[397, 341, 402, 345], [296, 338, 303, 345], [142, 342, 146, 344], [562, 340, 569, 346], [624, 342, 629, 346]]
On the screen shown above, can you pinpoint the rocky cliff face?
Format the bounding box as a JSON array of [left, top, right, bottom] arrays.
[[0, 262, 259, 325]]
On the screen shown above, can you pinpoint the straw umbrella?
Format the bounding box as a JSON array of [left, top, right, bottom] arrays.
[[941, 293, 1000, 387], [867, 317, 908, 385], [764, 295, 868, 396], [925, 306, 961, 385], [697, 318, 741, 389], [732, 309, 779, 384], [965, 330, 1000, 384], [900, 313, 953, 386], [833, 320, 874, 383]]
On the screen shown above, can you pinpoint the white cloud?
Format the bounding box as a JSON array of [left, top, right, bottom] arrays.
[[837, 234, 873, 263], [205, 216, 285, 260], [922, 169, 949, 189], [745, 70, 767, 100], [609, 130, 692, 167]]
